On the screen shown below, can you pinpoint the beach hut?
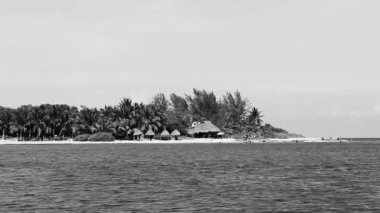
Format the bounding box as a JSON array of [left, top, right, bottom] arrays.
[[161, 130, 171, 140], [133, 129, 143, 140], [217, 132, 225, 139], [171, 129, 180, 140], [145, 129, 155, 140], [186, 121, 221, 138]]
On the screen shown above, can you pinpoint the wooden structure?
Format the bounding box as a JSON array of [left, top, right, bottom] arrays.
[[133, 129, 143, 140], [161, 130, 171, 140], [171, 129, 180, 140], [187, 121, 221, 138], [145, 129, 155, 140]]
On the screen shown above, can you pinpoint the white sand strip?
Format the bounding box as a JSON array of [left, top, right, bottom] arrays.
[[0, 137, 349, 145], [0, 138, 241, 145]]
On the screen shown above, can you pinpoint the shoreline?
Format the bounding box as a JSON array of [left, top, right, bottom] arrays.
[[0, 138, 240, 145], [0, 138, 351, 145]]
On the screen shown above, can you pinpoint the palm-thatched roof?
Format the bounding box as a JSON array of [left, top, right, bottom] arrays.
[[187, 121, 220, 135], [133, 129, 143, 136], [145, 129, 155, 136], [187, 128, 196, 135], [161, 130, 170, 136], [171, 129, 180, 136]]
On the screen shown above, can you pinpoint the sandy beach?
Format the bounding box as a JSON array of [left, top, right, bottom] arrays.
[[250, 138, 349, 143], [0, 138, 241, 145], [0, 137, 349, 145]]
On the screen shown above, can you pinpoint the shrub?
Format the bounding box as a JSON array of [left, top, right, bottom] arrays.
[[73, 134, 91, 141], [88, 132, 115, 142]]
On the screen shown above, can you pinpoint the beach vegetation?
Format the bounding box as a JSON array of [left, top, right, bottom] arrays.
[[88, 132, 115, 142], [73, 134, 91, 141], [0, 89, 299, 141]]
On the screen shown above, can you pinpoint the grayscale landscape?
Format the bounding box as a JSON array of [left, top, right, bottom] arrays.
[[1, 0, 379, 212]]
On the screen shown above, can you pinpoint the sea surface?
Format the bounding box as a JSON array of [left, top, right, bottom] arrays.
[[0, 140, 379, 212]]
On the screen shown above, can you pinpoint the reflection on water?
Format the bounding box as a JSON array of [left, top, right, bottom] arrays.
[[0, 142, 379, 212]]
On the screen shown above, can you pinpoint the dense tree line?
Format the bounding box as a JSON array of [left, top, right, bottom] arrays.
[[0, 89, 266, 140]]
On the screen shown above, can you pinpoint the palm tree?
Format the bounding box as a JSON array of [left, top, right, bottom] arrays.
[[30, 106, 50, 140], [246, 107, 264, 135], [108, 117, 130, 139], [23, 106, 35, 139], [55, 105, 77, 138], [50, 104, 62, 138], [119, 98, 133, 119], [95, 112, 114, 133], [0, 107, 13, 140], [140, 104, 164, 133], [0, 120, 6, 140], [78, 106, 101, 134], [13, 105, 33, 140]]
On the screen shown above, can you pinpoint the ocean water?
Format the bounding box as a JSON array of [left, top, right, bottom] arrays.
[[0, 141, 379, 212]]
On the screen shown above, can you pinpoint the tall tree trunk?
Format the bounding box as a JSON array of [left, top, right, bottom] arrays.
[[2, 129, 4, 140]]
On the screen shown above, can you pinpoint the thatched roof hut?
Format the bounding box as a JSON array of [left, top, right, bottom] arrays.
[[187, 121, 220, 134], [161, 130, 170, 137], [187, 128, 196, 135], [133, 129, 143, 136], [187, 121, 221, 138], [171, 129, 180, 136], [145, 129, 155, 136], [217, 132, 225, 138]]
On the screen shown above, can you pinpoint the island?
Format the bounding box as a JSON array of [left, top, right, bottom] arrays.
[[0, 89, 302, 143]]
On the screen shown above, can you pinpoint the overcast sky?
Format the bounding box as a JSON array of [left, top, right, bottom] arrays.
[[1, 0, 380, 137]]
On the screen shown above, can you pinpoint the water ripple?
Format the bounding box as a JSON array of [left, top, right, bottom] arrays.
[[0, 143, 379, 212]]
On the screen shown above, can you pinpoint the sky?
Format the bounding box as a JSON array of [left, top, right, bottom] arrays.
[[1, 0, 380, 137]]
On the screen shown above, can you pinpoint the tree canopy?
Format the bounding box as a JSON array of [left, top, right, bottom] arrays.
[[0, 89, 278, 140]]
